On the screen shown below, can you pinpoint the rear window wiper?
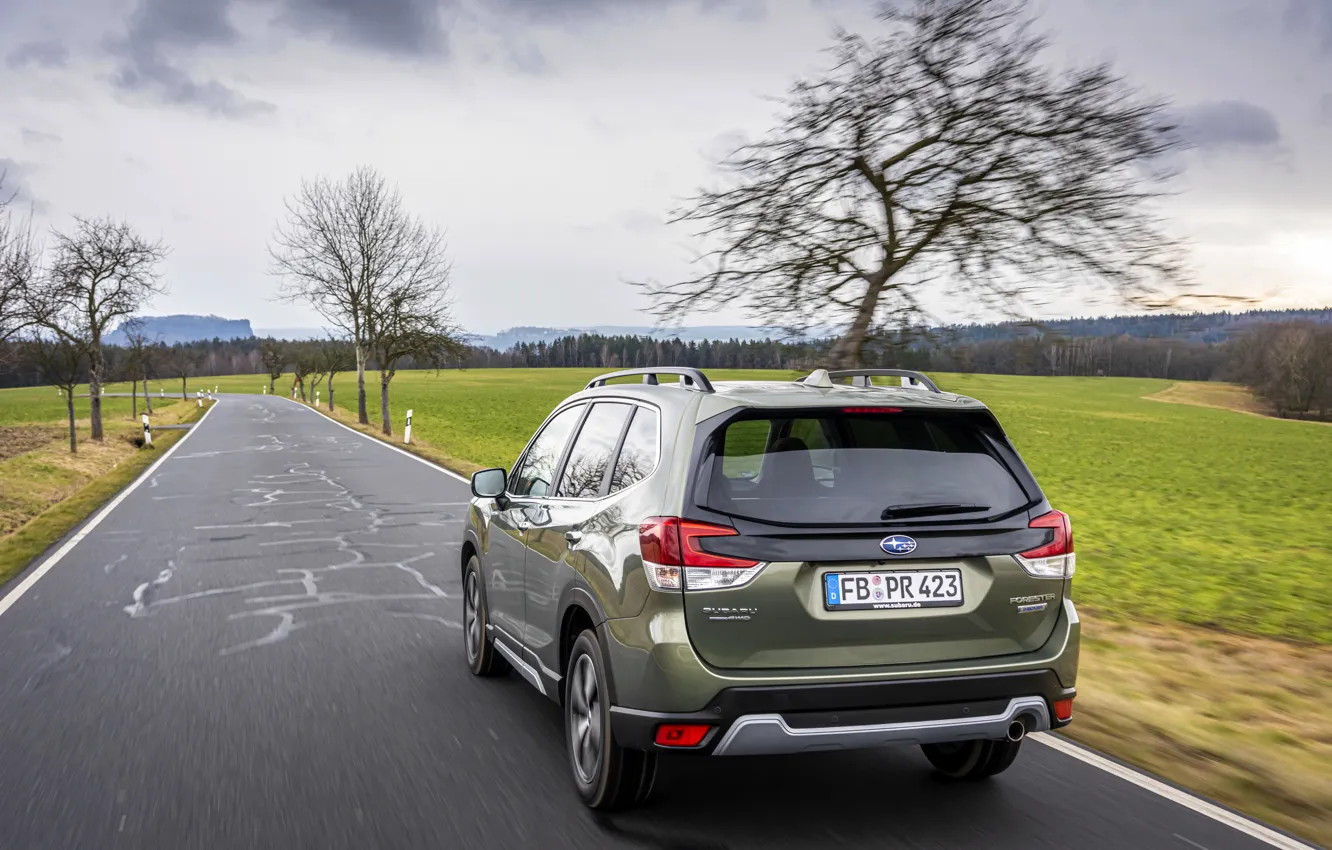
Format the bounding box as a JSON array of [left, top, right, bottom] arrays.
[[880, 502, 990, 520]]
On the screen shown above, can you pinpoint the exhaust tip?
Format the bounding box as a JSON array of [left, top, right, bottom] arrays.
[[1006, 718, 1027, 743]]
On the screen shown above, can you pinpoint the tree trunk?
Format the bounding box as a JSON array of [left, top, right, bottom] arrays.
[[132, 378, 138, 418], [66, 393, 77, 454], [829, 278, 886, 369], [328, 380, 335, 411], [298, 378, 306, 402], [89, 348, 105, 441], [380, 372, 392, 436], [269, 374, 276, 394], [356, 345, 370, 425], [144, 378, 153, 415]]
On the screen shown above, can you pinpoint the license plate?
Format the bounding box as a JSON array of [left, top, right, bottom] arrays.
[[823, 569, 963, 610]]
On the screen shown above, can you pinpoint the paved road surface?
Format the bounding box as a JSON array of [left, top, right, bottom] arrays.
[[0, 397, 1308, 849]]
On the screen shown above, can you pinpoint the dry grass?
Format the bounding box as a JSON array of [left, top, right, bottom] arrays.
[[1147, 381, 1331, 427], [0, 400, 200, 539], [1070, 611, 1332, 847], [0, 426, 62, 462]]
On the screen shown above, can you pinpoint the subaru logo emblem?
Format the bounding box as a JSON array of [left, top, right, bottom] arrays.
[[880, 535, 917, 555]]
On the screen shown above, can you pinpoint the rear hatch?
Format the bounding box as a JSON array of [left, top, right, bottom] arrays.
[[681, 406, 1066, 670]]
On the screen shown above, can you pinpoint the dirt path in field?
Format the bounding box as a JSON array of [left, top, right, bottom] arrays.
[[1145, 381, 1332, 425]]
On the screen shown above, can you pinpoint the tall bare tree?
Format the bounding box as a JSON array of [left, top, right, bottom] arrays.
[[271, 167, 458, 425], [21, 332, 89, 453], [317, 335, 355, 411], [43, 217, 167, 438], [121, 317, 158, 417], [167, 345, 197, 399], [366, 275, 466, 435], [0, 177, 40, 345], [642, 0, 1189, 367], [259, 338, 287, 394]]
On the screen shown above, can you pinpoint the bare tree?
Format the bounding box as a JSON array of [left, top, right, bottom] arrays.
[[121, 317, 157, 417], [259, 338, 287, 394], [290, 343, 318, 402], [270, 166, 460, 425], [167, 345, 197, 399], [642, 0, 1188, 367], [366, 275, 466, 435], [21, 332, 89, 453], [317, 335, 355, 410], [0, 177, 41, 345], [43, 217, 167, 439]]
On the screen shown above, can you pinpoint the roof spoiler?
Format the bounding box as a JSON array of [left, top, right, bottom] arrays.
[[585, 368, 715, 393]]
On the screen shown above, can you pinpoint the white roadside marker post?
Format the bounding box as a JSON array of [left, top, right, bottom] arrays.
[[142, 414, 152, 447], [315, 391, 320, 407], [404, 409, 413, 445], [214, 385, 218, 394]]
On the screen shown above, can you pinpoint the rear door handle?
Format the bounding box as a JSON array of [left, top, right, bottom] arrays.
[[564, 530, 583, 544]]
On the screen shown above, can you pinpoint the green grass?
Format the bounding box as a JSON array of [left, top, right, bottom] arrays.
[[0, 399, 208, 585], [0, 383, 188, 426], [170, 367, 1332, 645]]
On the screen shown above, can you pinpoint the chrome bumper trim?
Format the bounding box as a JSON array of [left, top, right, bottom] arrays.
[[711, 696, 1050, 756]]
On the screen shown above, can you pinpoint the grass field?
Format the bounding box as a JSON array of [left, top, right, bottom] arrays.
[[0, 390, 209, 584], [135, 368, 1332, 645], [10, 370, 1332, 844]]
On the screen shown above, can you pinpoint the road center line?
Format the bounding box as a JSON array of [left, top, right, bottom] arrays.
[[0, 401, 218, 620]]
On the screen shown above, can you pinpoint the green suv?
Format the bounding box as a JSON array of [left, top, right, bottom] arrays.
[[463, 367, 1079, 809]]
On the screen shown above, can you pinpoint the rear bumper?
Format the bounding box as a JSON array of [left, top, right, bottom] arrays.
[[609, 668, 1074, 755]]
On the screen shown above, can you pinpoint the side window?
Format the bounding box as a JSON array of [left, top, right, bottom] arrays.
[[556, 403, 633, 498], [610, 407, 660, 493], [511, 404, 586, 498]]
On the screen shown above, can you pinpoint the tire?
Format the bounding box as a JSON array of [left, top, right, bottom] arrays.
[[921, 738, 1023, 780], [565, 630, 657, 810], [463, 555, 509, 677]]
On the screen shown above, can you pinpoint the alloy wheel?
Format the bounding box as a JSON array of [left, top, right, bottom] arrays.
[[568, 654, 603, 784]]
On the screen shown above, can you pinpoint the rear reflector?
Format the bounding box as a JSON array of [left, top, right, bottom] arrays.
[[655, 724, 712, 747], [1053, 698, 1074, 722], [639, 517, 765, 591], [841, 406, 903, 414], [1015, 510, 1076, 579]]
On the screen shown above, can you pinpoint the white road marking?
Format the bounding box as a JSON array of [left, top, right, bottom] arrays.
[[280, 397, 470, 483], [1031, 733, 1316, 849], [0, 401, 217, 620]]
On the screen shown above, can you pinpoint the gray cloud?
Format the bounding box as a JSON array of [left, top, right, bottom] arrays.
[[272, 0, 451, 55], [1285, 0, 1332, 52], [0, 159, 49, 214], [1176, 100, 1282, 151], [5, 39, 70, 69], [20, 128, 63, 145], [109, 0, 272, 117]]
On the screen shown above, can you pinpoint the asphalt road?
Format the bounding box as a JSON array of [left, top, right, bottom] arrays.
[[0, 396, 1309, 849]]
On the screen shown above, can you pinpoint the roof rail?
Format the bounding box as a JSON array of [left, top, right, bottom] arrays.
[[585, 367, 715, 393], [799, 368, 942, 393]]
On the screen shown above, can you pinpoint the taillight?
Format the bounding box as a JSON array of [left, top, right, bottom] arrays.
[[1014, 510, 1076, 579], [639, 517, 765, 591], [654, 723, 712, 747], [1053, 698, 1074, 722]]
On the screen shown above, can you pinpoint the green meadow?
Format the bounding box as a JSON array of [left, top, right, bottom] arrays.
[[108, 367, 1332, 645]]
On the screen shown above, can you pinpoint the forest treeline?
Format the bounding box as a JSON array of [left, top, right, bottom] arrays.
[[1, 315, 1328, 421]]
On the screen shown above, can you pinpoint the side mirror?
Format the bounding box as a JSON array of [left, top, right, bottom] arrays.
[[471, 468, 507, 500]]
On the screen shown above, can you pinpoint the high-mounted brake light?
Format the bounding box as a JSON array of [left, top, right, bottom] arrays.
[[639, 517, 765, 591], [841, 407, 903, 414], [1014, 510, 1076, 579]]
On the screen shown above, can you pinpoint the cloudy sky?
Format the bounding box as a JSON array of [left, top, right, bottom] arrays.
[[2, 0, 1330, 334]]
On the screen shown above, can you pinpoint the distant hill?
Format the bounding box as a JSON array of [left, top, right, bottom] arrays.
[[106, 315, 253, 345]]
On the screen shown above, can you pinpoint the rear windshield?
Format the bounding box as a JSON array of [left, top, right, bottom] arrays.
[[702, 411, 1029, 526]]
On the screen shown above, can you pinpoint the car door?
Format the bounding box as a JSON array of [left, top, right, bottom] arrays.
[[524, 401, 634, 668], [488, 402, 586, 645]]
